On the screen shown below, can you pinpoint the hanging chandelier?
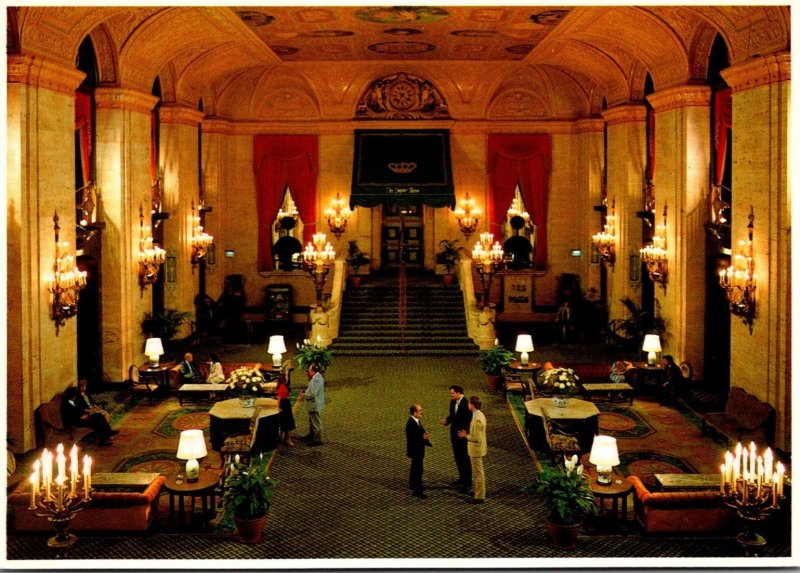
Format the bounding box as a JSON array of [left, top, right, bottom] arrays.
[[640, 203, 668, 286], [454, 192, 480, 240], [47, 211, 87, 332], [324, 193, 351, 239], [138, 204, 166, 288], [190, 200, 213, 267], [591, 198, 616, 264]]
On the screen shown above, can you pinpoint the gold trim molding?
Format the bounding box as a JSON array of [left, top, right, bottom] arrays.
[[722, 52, 791, 94], [95, 88, 159, 115], [602, 104, 646, 126], [202, 118, 234, 135], [159, 104, 205, 126], [647, 85, 711, 113], [7, 55, 85, 95]]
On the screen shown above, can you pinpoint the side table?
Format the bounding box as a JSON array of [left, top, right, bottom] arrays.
[[139, 363, 174, 395], [164, 470, 221, 527], [589, 475, 633, 532]]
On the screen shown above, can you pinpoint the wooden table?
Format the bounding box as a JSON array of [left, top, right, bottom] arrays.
[[631, 362, 664, 393], [581, 382, 634, 405], [524, 397, 599, 452], [208, 397, 280, 451], [139, 363, 174, 394], [164, 470, 220, 527], [654, 473, 721, 491], [589, 475, 633, 531], [178, 383, 230, 405], [507, 361, 542, 375], [91, 472, 161, 491]]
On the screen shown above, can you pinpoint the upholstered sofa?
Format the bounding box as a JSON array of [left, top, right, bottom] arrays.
[[702, 386, 775, 445], [629, 475, 737, 535], [35, 386, 94, 447], [9, 475, 166, 533], [169, 361, 260, 390]]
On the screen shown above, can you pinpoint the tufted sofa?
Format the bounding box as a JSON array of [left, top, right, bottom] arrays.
[[629, 475, 736, 535], [9, 475, 166, 533], [702, 386, 775, 446]]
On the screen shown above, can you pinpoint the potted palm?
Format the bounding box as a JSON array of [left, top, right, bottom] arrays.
[[435, 239, 464, 285], [295, 336, 334, 373], [528, 455, 598, 550], [346, 240, 371, 287], [223, 459, 278, 543], [477, 342, 514, 393]]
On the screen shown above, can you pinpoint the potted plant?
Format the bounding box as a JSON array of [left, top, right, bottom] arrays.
[[295, 336, 334, 373], [222, 459, 278, 543], [477, 342, 514, 393], [435, 239, 464, 285], [141, 308, 192, 359], [606, 296, 667, 350], [539, 367, 580, 408], [346, 240, 371, 287], [528, 455, 598, 550]]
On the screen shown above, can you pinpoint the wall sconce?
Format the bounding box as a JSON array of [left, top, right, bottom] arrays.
[[640, 203, 668, 286], [302, 232, 336, 307], [454, 192, 480, 240], [719, 206, 756, 330], [137, 204, 166, 289], [591, 198, 616, 264], [47, 211, 87, 333], [190, 200, 213, 268], [324, 192, 351, 239], [471, 232, 505, 309]]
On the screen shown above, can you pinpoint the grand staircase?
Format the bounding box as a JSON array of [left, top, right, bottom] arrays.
[[333, 280, 478, 356]]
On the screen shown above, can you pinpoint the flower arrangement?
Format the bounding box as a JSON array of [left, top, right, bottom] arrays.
[[541, 367, 580, 396], [528, 455, 597, 526], [295, 336, 334, 373], [227, 366, 264, 397]]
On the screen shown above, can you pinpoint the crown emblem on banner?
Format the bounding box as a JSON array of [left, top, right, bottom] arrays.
[[388, 162, 417, 174]]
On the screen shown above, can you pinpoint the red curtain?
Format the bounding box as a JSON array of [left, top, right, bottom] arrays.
[[713, 88, 732, 186], [253, 135, 318, 271], [487, 134, 552, 268], [74, 91, 92, 187]]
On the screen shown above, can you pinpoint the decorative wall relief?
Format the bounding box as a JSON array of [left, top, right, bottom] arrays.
[[355, 72, 450, 120]]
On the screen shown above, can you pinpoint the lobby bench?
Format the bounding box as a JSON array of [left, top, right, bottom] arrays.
[[35, 386, 94, 447], [702, 386, 775, 446]]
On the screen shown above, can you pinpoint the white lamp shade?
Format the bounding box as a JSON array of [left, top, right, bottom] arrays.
[[515, 334, 534, 353], [144, 338, 164, 362], [589, 435, 620, 468], [267, 335, 287, 355], [642, 334, 662, 353], [176, 429, 208, 461]]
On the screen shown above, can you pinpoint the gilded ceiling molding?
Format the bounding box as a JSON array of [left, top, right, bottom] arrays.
[[574, 118, 605, 134], [7, 55, 85, 95], [721, 52, 790, 95], [487, 89, 548, 119], [646, 85, 711, 113], [602, 103, 646, 126], [158, 104, 205, 126], [94, 87, 159, 115], [202, 118, 235, 136]]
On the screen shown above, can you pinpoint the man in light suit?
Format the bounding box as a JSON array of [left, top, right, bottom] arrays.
[[458, 396, 487, 504], [440, 384, 472, 493], [302, 363, 325, 446], [405, 404, 432, 500]]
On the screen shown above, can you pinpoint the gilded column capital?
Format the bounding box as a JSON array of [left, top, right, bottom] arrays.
[[7, 54, 85, 95], [95, 87, 159, 115], [574, 117, 605, 134], [159, 104, 205, 126], [602, 104, 646, 126], [201, 117, 234, 135], [721, 52, 790, 94], [647, 85, 711, 113]]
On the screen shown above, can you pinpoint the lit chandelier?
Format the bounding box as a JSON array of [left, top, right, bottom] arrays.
[[471, 232, 505, 309], [640, 203, 668, 286], [138, 204, 166, 288], [47, 211, 87, 332], [454, 192, 480, 240], [190, 200, 213, 267], [324, 193, 351, 239], [274, 196, 299, 232], [507, 196, 534, 233], [719, 206, 756, 329], [302, 232, 336, 307], [591, 198, 616, 264]]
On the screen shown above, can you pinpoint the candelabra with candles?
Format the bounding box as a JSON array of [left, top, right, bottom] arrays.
[[454, 192, 480, 240], [471, 232, 505, 309], [48, 211, 88, 332], [138, 204, 166, 288], [591, 198, 616, 264], [190, 200, 214, 267], [324, 193, 351, 239], [274, 197, 299, 232], [302, 232, 336, 307], [720, 441, 786, 556], [507, 197, 534, 235], [640, 203, 668, 286], [28, 443, 93, 551], [719, 206, 756, 329]]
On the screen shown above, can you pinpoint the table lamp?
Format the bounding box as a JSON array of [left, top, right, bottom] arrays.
[[176, 429, 207, 482], [589, 435, 620, 485], [515, 334, 534, 366], [642, 334, 662, 366], [144, 337, 164, 368], [267, 335, 287, 368]]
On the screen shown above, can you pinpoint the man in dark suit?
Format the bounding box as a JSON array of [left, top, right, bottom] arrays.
[[405, 403, 432, 500], [61, 379, 117, 446], [440, 384, 472, 493], [179, 352, 201, 384]]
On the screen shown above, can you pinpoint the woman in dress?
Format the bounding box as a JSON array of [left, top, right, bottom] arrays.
[[277, 372, 296, 446], [207, 353, 225, 383]]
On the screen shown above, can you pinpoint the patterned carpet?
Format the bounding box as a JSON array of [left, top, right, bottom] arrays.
[[6, 351, 792, 564]]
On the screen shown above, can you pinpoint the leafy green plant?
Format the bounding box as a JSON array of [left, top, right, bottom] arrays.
[[142, 308, 192, 344], [477, 343, 514, 376], [435, 239, 465, 273], [526, 455, 598, 525], [223, 460, 278, 520], [295, 336, 334, 373], [346, 240, 371, 274], [607, 296, 667, 349]]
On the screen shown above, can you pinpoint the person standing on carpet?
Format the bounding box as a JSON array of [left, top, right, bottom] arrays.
[[458, 396, 487, 504], [440, 384, 472, 493], [277, 371, 296, 446], [660, 354, 684, 404], [302, 364, 325, 446], [406, 404, 432, 500]]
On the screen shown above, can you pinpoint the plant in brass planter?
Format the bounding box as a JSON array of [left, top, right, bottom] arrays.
[[477, 343, 514, 393], [435, 239, 464, 285], [346, 240, 371, 287], [223, 459, 278, 543]]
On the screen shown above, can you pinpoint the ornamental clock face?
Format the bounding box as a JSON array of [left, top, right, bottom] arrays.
[[387, 81, 417, 109]]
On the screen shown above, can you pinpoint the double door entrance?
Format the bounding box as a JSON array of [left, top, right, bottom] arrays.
[[381, 204, 423, 270]]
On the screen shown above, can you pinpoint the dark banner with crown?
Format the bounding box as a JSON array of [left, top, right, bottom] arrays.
[[351, 129, 455, 209]]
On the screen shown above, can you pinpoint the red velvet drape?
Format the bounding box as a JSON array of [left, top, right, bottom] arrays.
[[487, 134, 552, 268], [713, 88, 732, 186], [253, 135, 318, 271], [74, 91, 92, 187]]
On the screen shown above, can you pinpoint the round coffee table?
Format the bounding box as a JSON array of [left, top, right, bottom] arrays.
[[589, 475, 633, 531], [164, 470, 220, 527]]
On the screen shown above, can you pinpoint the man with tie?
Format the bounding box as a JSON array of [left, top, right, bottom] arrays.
[[440, 384, 472, 493], [405, 404, 432, 500], [179, 352, 201, 384]]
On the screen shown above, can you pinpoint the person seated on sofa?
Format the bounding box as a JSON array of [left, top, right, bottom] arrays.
[[61, 380, 118, 446], [179, 352, 201, 384], [207, 353, 225, 384], [660, 354, 685, 404], [610, 360, 634, 383]]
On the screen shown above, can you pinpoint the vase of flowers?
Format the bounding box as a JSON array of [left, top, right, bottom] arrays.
[[227, 366, 264, 407], [541, 367, 579, 407]]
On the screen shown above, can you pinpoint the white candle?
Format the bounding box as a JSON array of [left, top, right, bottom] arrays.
[[764, 448, 773, 484], [55, 475, 66, 510], [742, 449, 748, 481], [32, 459, 40, 493], [70, 445, 78, 496], [720, 464, 726, 493], [749, 441, 756, 476], [29, 473, 37, 508]]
